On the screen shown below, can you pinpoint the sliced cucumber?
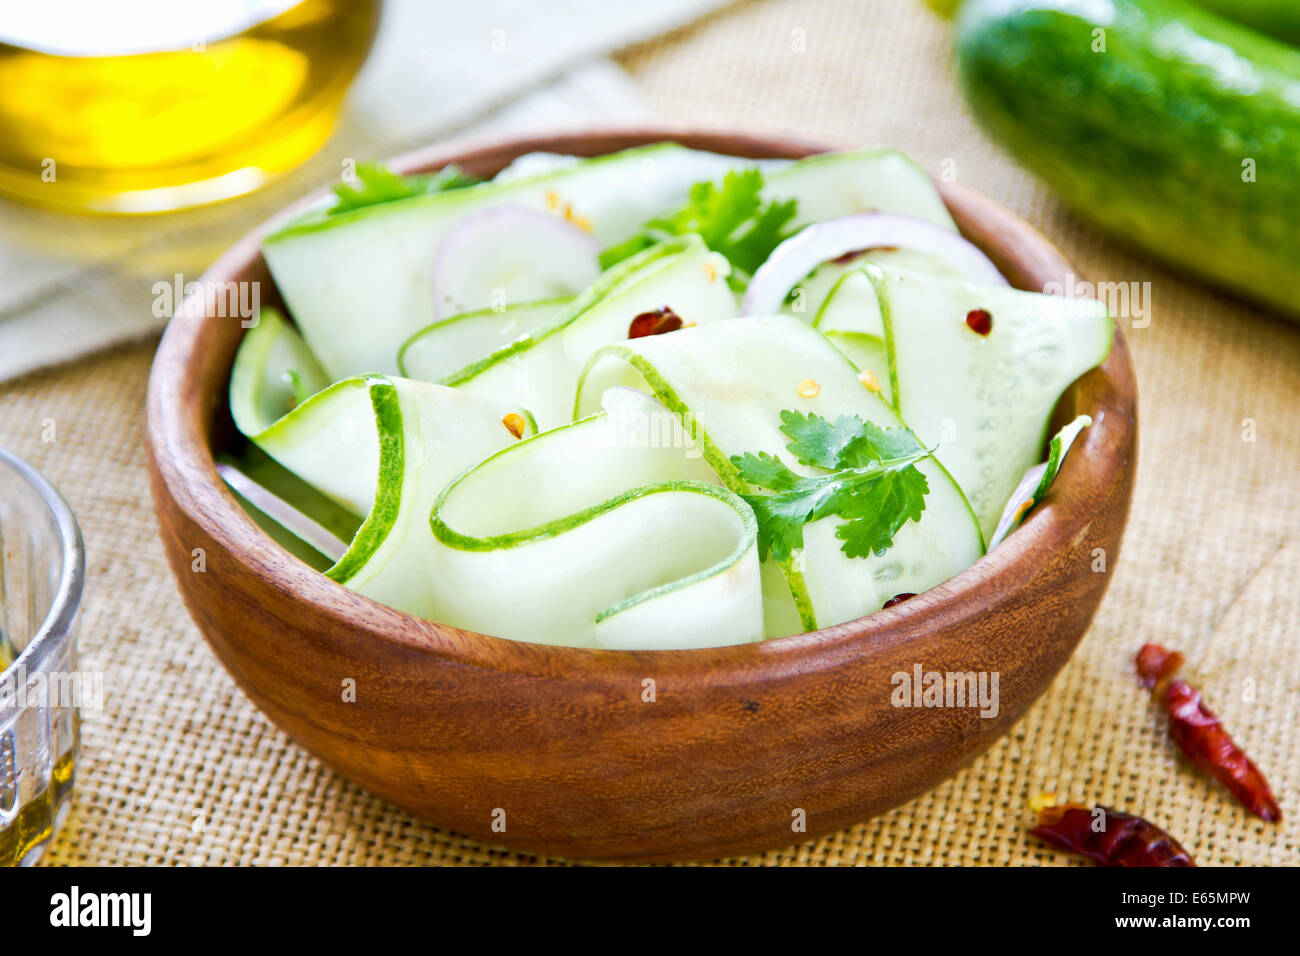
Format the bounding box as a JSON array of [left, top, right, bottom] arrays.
[[398, 297, 570, 384], [575, 315, 984, 632], [823, 333, 889, 403], [813, 268, 884, 338], [812, 269, 890, 402], [987, 414, 1092, 550], [229, 307, 331, 437], [263, 146, 956, 381], [867, 264, 1113, 540], [429, 388, 762, 649], [759, 555, 804, 639], [492, 152, 583, 182], [448, 235, 737, 431], [263, 143, 741, 379], [788, 246, 1000, 322], [764, 149, 955, 231], [249, 377, 384, 517], [241, 373, 536, 617]]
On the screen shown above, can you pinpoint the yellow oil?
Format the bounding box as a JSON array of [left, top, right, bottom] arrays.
[[52, 743, 76, 805], [0, 750, 76, 867], [0, 0, 380, 213]]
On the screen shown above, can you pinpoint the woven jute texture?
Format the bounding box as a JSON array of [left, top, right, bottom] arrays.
[[3, 0, 1296, 866]]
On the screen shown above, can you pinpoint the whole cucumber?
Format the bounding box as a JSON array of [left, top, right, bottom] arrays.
[[933, 0, 1300, 46], [955, 0, 1300, 319], [1171, 1, 1300, 47]]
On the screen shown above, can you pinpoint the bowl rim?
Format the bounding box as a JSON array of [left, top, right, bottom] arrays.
[[146, 126, 1138, 685]]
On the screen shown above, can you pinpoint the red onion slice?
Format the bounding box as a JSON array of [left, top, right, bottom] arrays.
[[432, 203, 600, 319], [741, 213, 1007, 316]]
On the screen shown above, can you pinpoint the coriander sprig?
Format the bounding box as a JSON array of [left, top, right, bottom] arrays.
[[329, 162, 480, 215], [599, 169, 798, 282], [730, 410, 933, 562]]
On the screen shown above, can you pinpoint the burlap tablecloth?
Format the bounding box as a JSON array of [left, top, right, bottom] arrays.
[[5, 0, 1296, 866]]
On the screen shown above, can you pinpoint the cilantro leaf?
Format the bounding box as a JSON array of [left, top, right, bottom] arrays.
[[598, 169, 799, 282], [597, 233, 657, 270], [723, 194, 799, 276], [728, 451, 803, 492], [743, 489, 817, 566], [329, 162, 480, 215], [777, 410, 871, 469], [731, 411, 932, 562], [833, 466, 929, 559]]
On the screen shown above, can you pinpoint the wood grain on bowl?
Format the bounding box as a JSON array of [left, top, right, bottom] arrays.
[[146, 129, 1137, 862]]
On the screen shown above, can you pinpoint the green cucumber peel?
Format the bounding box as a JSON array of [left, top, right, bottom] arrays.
[[265, 142, 694, 243], [866, 262, 1112, 540], [229, 307, 331, 438], [987, 415, 1092, 549], [397, 296, 573, 382], [445, 234, 736, 431], [426, 389, 763, 649], [575, 316, 984, 634], [572, 341, 817, 631], [441, 236, 695, 388], [324, 379, 405, 585]]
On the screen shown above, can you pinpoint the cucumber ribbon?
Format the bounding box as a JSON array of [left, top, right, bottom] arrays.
[[232, 267, 1110, 644], [987, 415, 1093, 549], [236, 357, 763, 649], [231, 143, 1115, 648], [576, 315, 986, 634]]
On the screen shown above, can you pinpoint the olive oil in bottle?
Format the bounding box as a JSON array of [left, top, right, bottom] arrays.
[[0, 0, 380, 213]]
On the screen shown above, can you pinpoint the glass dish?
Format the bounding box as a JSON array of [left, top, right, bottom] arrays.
[[0, 0, 381, 213], [0, 447, 85, 866]]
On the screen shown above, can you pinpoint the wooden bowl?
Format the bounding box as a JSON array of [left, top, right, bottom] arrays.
[[147, 129, 1138, 862]]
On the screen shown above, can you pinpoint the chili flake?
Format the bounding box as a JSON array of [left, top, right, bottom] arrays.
[[628, 307, 684, 339], [1028, 791, 1058, 814], [564, 203, 593, 233], [882, 592, 916, 608], [502, 413, 526, 439], [965, 308, 993, 336], [1012, 498, 1035, 524]]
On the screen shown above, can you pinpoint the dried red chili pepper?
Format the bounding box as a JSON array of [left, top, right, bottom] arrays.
[[628, 306, 683, 339], [1163, 680, 1282, 822], [1031, 804, 1195, 867], [1133, 643, 1282, 822], [1135, 642, 1184, 690]]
